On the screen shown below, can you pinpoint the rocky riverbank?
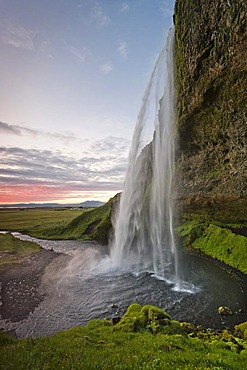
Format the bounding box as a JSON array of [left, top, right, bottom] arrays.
[[0, 249, 60, 325]]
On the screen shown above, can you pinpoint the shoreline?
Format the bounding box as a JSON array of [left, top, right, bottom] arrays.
[[0, 241, 246, 339], [0, 249, 60, 329]]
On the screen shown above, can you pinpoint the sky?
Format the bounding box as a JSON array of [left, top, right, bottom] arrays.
[[0, 0, 175, 204]]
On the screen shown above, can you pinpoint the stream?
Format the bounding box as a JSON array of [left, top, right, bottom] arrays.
[[0, 232, 246, 338]]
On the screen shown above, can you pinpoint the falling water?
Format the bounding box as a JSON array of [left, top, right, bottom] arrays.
[[111, 28, 180, 286]]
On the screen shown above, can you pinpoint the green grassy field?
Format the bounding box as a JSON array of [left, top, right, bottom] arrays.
[[0, 208, 85, 238], [0, 202, 113, 243], [0, 304, 247, 370], [0, 208, 85, 232]]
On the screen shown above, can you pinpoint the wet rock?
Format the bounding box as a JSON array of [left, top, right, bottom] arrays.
[[234, 321, 247, 340], [180, 321, 195, 333], [218, 306, 233, 316], [110, 304, 119, 309], [111, 317, 121, 325]]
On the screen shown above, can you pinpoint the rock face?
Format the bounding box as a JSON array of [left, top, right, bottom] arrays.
[[174, 0, 247, 200]]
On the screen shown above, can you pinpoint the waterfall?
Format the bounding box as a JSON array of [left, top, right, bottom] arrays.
[[111, 28, 180, 285]]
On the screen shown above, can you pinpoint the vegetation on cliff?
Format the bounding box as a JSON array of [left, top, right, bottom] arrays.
[[41, 195, 118, 244], [177, 199, 247, 274], [174, 0, 247, 199], [1, 304, 247, 369], [174, 0, 247, 273]]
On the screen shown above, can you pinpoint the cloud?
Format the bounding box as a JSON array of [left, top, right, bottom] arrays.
[[117, 41, 128, 60], [0, 139, 128, 190], [120, 2, 130, 13], [0, 122, 130, 203], [160, 1, 173, 19], [0, 121, 37, 136], [0, 120, 88, 145], [39, 40, 54, 59], [0, 121, 21, 135], [63, 42, 91, 63], [100, 62, 113, 75], [0, 21, 37, 50], [91, 2, 110, 29], [91, 136, 130, 156]]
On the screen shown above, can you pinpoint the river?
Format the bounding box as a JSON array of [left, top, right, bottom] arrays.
[[0, 232, 246, 338]]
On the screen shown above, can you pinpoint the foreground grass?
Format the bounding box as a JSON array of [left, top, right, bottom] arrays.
[[1, 304, 247, 370], [0, 233, 40, 266]]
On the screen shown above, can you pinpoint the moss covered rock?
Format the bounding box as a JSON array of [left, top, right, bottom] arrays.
[[235, 322, 247, 340], [178, 218, 247, 273], [218, 306, 233, 316], [113, 304, 185, 335], [114, 303, 147, 332]]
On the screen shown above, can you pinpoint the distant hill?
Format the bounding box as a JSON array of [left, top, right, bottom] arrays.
[[0, 200, 105, 208], [79, 201, 105, 207]]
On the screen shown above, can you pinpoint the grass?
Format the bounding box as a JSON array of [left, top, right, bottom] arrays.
[[0, 208, 84, 237], [45, 202, 112, 243], [0, 200, 114, 244], [0, 233, 40, 266], [0, 304, 246, 370]]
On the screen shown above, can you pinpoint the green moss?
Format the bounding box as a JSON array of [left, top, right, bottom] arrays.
[[177, 204, 247, 274], [0, 331, 17, 346], [206, 170, 223, 180], [1, 306, 247, 370], [192, 224, 247, 273], [235, 322, 247, 340], [177, 220, 207, 246], [113, 304, 184, 336], [114, 303, 147, 332], [218, 306, 233, 316], [141, 304, 171, 322]]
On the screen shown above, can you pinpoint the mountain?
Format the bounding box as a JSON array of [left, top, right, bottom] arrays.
[[79, 201, 105, 207], [0, 201, 105, 208]]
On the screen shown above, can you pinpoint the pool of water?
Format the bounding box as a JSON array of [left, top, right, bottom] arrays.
[[1, 233, 246, 338]]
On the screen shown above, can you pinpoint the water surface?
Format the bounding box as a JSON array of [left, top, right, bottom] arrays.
[[0, 233, 246, 338]]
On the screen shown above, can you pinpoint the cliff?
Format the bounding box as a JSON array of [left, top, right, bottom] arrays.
[[174, 0, 246, 201]]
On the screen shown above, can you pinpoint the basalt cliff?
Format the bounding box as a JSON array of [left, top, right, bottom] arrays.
[[174, 0, 246, 201]]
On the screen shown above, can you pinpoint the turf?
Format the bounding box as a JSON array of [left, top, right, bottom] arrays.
[[0, 208, 85, 238], [0, 304, 246, 370]]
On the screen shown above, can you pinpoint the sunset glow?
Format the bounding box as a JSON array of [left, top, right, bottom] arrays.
[[0, 1, 174, 204], [0, 184, 119, 204]]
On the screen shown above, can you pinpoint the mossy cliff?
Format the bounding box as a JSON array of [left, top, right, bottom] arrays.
[[174, 0, 246, 199]]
